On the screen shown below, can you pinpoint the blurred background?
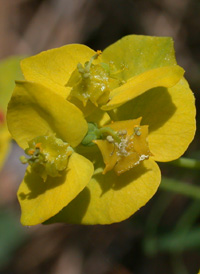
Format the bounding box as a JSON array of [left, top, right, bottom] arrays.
[[0, 0, 200, 273]]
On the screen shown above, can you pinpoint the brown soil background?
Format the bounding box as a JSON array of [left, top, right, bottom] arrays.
[[0, 1, 200, 273]]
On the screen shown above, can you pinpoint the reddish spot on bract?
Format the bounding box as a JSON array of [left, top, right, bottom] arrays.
[[0, 109, 5, 125]]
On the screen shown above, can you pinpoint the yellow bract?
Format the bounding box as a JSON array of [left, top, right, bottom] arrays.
[[6, 35, 196, 226], [102, 65, 184, 110], [18, 153, 94, 225], [46, 158, 161, 225], [21, 44, 97, 98], [94, 118, 151, 175], [116, 78, 196, 162], [7, 81, 88, 149]]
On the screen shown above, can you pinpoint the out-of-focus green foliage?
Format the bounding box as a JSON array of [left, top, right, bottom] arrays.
[[0, 56, 23, 170], [0, 209, 27, 268]]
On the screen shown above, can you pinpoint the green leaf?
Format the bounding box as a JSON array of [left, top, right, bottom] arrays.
[[144, 227, 200, 254], [0, 56, 23, 112], [0, 209, 26, 268]]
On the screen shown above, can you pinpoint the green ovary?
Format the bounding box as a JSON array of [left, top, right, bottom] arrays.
[[20, 135, 73, 181]]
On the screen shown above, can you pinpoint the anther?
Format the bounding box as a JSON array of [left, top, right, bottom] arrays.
[[28, 149, 35, 155], [118, 130, 127, 136], [97, 50, 102, 56], [106, 135, 115, 143], [35, 143, 42, 149], [134, 126, 141, 136]]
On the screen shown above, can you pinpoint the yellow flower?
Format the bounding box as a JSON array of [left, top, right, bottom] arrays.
[[93, 118, 152, 175], [0, 56, 23, 170], [7, 35, 196, 225], [7, 81, 94, 225]]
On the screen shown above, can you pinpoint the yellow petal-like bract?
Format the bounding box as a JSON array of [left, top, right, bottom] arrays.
[[21, 44, 97, 98], [7, 35, 196, 225], [47, 159, 161, 224], [116, 78, 196, 162], [7, 81, 88, 148], [18, 153, 94, 225]]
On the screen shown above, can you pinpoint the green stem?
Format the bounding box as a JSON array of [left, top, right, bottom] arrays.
[[173, 200, 200, 233], [145, 192, 174, 235], [169, 157, 200, 170], [160, 177, 200, 200]]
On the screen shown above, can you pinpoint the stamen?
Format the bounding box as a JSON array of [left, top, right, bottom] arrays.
[[117, 138, 129, 156], [93, 119, 151, 175], [97, 50, 102, 56], [140, 154, 149, 161], [134, 126, 141, 136], [35, 143, 42, 149], [20, 135, 73, 181], [28, 149, 35, 155], [118, 130, 127, 136], [106, 135, 115, 143]]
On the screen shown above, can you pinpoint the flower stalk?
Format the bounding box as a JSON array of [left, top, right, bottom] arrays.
[[160, 177, 200, 200], [169, 157, 200, 170]]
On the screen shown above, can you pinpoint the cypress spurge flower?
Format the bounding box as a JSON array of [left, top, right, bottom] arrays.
[[7, 35, 196, 225], [20, 135, 73, 181], [7, 81, 94, 225], [93, 118, 151, 175]]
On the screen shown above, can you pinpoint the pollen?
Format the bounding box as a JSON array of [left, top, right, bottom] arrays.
[[97, 50, 102, 56], [134, 126, 141, 136], [27, 149, 35, 155], [106, 135, 115, 143], [118, 130, 127, 136], [35, 143, 42, 149]]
